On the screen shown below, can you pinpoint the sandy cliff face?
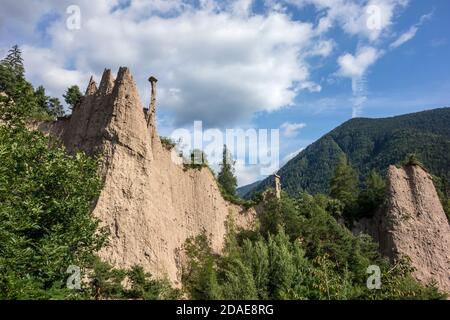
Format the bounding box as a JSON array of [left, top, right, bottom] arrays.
[[355, 165, 450, 293], [42, 67, 255, 285]]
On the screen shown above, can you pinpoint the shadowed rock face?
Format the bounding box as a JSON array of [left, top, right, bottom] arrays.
[[354, 165, 450, 294], [41, 67, 255, 285]]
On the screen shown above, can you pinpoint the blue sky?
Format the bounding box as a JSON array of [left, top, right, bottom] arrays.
[[1, 0, 449, 185]]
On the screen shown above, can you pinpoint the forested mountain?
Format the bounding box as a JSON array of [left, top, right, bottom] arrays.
[[240, 107, 450, 198], [236, 179, 262, 197]]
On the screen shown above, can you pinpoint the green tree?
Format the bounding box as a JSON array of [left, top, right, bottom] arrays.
[[329, 155, 359, 216], [34, 86, 48, 113], [182, 193, 446, 300], [403, 153, 423, 167], [33, 86, 65, 118], [87, 259, 180, 300], [0, 45, 36, 119], [0, 123, 105, 298], [1, 45, 24, 78], [63, 85, 83, 111], [217, 145, 237, 196], [357, 170, 386, 217], [0, 46, 54, 121], [47, 97, 64, 118], [182, 233, 221, 300]]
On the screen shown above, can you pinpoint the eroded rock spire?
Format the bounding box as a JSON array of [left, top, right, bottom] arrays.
[[98, 68, 115, 95], [146, 76, 157, 129], [85, 76, 98, 95]]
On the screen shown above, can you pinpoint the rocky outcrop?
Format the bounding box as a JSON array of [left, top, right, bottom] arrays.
[[354, 165, 450, 293], [40, 67, 255, 285]]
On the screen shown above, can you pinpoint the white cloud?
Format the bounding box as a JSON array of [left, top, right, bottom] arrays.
[[390, 11, 433, 49], [0, 0, 329, 128], [337, 47, 382, 117], [0, 0, 415, 123], [292, 0, 409, 41], [337, 46, 382, 78], [390, 25, 418, 49], [307, 40, 335, 57], [235, 163, 264, 187], [281, 122, 306, 138], [22, 46, 90, 99]]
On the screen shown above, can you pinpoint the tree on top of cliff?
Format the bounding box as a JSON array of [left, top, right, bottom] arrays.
[[218, 145, 237, 197], [401, 153, 426, 170], [34, 85, 65, 118], [63, 85, 84, 111], [357, 170, 386, 218]]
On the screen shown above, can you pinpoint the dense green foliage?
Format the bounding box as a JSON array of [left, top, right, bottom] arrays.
[[217, 145, 238, 197], [236, 179, 262, 197], [357, 170, 386, 218], [241, 108, 450, 200], [87, 258, 180, 300], [63, 85, 83, 111], [329, 155, 359, 216], [182, 194, 445, 300], [0, 46, 64, 121], [34, 85, 64, 118], [434, 175, 450, 220], [0, 123, 103, 299], [328, 157, 386, 221], [1, 45, 24, 78]]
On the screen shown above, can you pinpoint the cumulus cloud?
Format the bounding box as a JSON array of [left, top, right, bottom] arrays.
[[337, 46, 382, 78], [0, 0, 415, 126], [291, 0, 409, 41], [285, 0, 410, 118], [0, 0, 329, 128], [281, 122, 306, 138], [22, 46, 90, 99]]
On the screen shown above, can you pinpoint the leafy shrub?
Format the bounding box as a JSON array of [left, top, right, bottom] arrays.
[[160, 136, 177, 150], [87, 258, 181, 300]]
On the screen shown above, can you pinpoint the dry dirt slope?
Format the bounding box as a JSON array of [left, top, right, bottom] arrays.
[[39, 67, 255, 285], [354, 165, 450, 294]]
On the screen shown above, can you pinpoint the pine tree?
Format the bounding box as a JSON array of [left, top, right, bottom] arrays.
[[0, 45, 26, 96], [63, 85, 83, 111], [34, 85, 49, 113], [47, 97, 64, 118], [217, 145, 237, 196], [1, 45, 25, 78], [33, 86, 65, 118], [329, 154, 358, 214]]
